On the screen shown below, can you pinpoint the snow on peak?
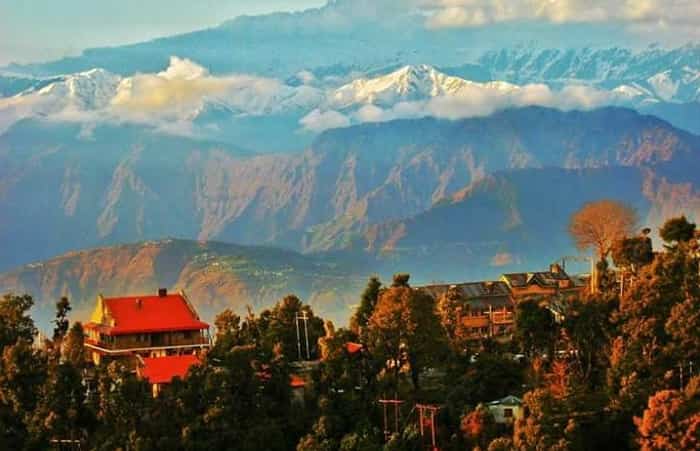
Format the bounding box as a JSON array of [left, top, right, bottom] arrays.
[[29, 68, 121, 111], [330, 64, 519, 109]]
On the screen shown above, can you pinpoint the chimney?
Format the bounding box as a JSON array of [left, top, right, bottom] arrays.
[[158, 288, 167, 297], [550, 263, 562, 274]]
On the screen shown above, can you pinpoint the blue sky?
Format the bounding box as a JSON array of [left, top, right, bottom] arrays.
[[0, 0, 325, 65]]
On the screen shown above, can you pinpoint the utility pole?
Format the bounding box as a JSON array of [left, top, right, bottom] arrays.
[[295, 311, 311, 360], [416, 404, 441, 451], [295, 311, 302, 361], [378, 399, 404, 442]]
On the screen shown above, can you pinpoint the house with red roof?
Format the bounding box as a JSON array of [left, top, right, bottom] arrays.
[[84, 288, 210, 365], [137, 354, 201, 397]]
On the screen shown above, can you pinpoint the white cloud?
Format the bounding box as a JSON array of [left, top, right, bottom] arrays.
[[300, 108, 350, 132], [111, 57, 302, 120], [342, 82, 618, 125], [0, 57, 322, 135], [421, 0, 700, 30]]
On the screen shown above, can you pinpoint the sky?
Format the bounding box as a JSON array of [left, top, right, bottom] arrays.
[[1, 0, 699, 67], [0, 0, 325, 65]]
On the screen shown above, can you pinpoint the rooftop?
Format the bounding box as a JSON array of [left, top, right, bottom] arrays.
[[86, 292, 209, 335], [139, 354, 200, 384]]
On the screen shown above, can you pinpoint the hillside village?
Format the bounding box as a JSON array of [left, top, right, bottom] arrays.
[[1, 209, 699, 450]]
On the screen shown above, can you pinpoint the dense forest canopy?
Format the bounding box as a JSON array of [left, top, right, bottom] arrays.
[[1, 214, 700, 450]]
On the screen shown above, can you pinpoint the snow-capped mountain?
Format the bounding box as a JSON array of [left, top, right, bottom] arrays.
[[476, 45, 700, 103], [330, 64, 518, 108], [1, 57, 698, 151], [35, 68, 121, 111]]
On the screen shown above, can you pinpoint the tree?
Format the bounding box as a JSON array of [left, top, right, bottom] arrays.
[[569, 200, 637, 260], [612, 234, 653, 272], [28, 362, 93, 448], [350, 276, 382, 336], [562, 297, 614, 386], [92, 361, 153, 449], [0, 294, 37, 348], [514, 388, 583, 451], [52, 296, 71, 342], [634, 376, 700, 451], [437, 285, 470, 353], [367, 274, 447, 391], [460, 404, 497, 449], [609, 241, 699, 415], [514, 299, 556, 358], [0, 293, 44, 449], [391, 273, 410, 288], [263, 295, 325, 361], [63, 322, 86, 368], [660, 216, 696, 244]]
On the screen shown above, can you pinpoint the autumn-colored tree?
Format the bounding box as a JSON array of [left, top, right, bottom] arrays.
[[609, 241, 698, 415], [488, 437, 515, 451], [660, 215, 696, 245], [367, 274, 447, 390], [569, 200, 638, 261], [634, 376, 700, 451], [460, 404, 497, 449]]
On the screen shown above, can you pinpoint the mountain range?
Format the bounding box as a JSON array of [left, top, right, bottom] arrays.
[[0, 239, 367, 330], [2, 60, 700, 156], [1, 107, 698, 275], [1, 2, 700, 326]]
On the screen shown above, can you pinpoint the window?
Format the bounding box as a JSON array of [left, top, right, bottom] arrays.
[[504, 408, 513, 418]]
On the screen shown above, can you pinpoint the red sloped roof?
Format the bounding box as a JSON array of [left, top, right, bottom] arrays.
[[290, 374, 306, 388], [346, 342, 363, 354], [140, 354, 200, 384], [93, 294, 209, 335]]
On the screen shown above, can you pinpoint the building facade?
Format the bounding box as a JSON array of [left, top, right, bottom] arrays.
[[84, 289, 211, 365], [420, 281, 515, 341], [501, 263, 585, 301]]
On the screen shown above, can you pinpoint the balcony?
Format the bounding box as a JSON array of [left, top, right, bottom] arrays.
[[86, 331, 210, 353]]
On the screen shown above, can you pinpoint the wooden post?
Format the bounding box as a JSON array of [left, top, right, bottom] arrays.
[[416, 404, 441, 450], [379, 399, 404, 441]]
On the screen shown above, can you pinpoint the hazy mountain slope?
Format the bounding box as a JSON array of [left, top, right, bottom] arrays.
[[361, 162, 700, 282], [1, 107, 698, 270], [0, 239, 368, 330]]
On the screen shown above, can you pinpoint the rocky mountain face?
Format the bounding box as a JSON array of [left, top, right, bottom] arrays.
[[361, 161, 700, 282], [0, 239, 367, 330], [1, 107, 698, 273]]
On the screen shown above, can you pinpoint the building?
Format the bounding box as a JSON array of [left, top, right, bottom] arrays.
[[501, 263, 585, 301], [487, 395, 523, 424], [84, 289, 211, 365], [419, 281, 514, 340], [137, 354, 201, 397]]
